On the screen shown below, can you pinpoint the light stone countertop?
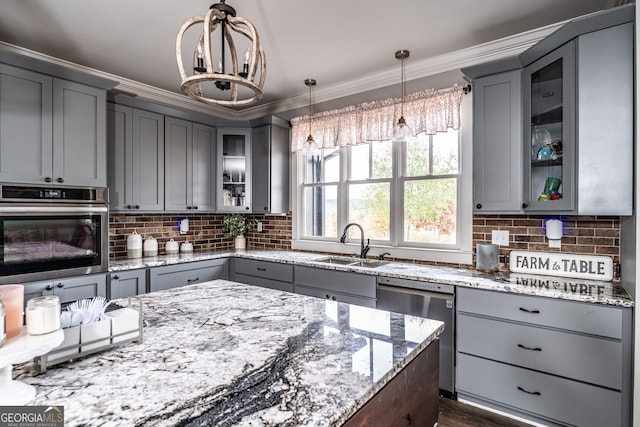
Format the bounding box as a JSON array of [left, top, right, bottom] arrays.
[[16, 280, 443, 426], [110, 249, 634, 308]]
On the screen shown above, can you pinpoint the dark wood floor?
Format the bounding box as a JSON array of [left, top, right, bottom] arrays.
[[438, 397, 533, 427]]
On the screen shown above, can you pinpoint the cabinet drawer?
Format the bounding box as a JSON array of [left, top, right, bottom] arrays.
[[234, 258, 293, 283], [150, 259, 228, 292], [294, 266, 376, 298], [457, 314, 622, 390], [295, 284, 376, 308], [457, 353, 621, 427], [457, 287, 622, 338], [234, 273, 293, 293]]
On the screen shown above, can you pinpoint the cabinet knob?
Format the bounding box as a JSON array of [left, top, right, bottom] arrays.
[[186, 206, 192, 210], [476, 203, 482, 209], [45, 285, 53, 291], [126, 205, 132, 209], [264, 207, 268, 211], [522, 203, 528, 209], [56, 282, 64, 288], [332, 296, 336, 301], [193, 206, 198, 210], [112, 275, 120, 280], [56, 177, 64, 183], [245, 207, 250, 211], [325, 294, 330, 299], [44, 177, 52, 183]]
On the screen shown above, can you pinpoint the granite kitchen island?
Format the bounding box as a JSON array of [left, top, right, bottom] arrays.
[[16, 280, 443, 426]]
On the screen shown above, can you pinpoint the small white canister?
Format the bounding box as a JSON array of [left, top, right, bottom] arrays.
[[165, 238, 179, 255], [143, 236, 158, 257], [26, 295, 61, 335], [180, 241, 193, 253], [127, 230, 143, 259]]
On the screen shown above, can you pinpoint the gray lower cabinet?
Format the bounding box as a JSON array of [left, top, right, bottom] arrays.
[[23, 273, 108, 307], [293, 266, 376, 308], [231, 258, 293, 292], [456, 287, 632, 426], [107, 104, 165, 211], [149, 259, 229, 292], [0, 63, 107, 187], [108, 270, 147, 299]]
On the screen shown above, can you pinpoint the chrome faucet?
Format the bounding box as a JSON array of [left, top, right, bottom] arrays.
[[340, 223, 370, 258]]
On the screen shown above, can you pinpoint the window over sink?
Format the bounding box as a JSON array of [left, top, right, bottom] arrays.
[[292, 95, 472, 264]]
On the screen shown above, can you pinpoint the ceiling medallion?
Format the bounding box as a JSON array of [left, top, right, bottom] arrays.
[[176, 0, 266, 107]]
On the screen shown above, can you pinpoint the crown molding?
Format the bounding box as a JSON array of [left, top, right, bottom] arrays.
[[0, 20, 564, 121]]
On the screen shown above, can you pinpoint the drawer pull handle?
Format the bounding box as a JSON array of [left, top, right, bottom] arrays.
[[257, 267, 267, 271], [519, 307, 540, 314], [187, 277, 200, 283], [517, 386, 541, 396], [518, 343, 542, 352]]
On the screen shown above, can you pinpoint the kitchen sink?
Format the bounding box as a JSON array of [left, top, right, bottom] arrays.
[[314, 256, 388, 268]]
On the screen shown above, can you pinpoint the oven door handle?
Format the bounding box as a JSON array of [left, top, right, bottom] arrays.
[[0, 205, 108, 214], [376, 284, 454, 300]]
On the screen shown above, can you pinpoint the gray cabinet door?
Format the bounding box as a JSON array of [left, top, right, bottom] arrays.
[[109, 270, 146, 299], [53, 274, 107, 304], [165, 116, 192, 211], [107, 103, 133, 210], [53, 79, 107, 187], [251, 124, 289, 214], [149, 259, 229, 292], [0, 64, 53, 184], [191, 123, 216, 211], [132, 108, 164, 211], [472, 70, 523, 213]]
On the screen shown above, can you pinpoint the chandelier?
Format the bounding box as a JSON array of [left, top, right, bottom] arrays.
[[176, 1, 266, 107]]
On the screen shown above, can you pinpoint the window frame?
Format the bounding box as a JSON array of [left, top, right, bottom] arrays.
[[291, 95, 473, 265]]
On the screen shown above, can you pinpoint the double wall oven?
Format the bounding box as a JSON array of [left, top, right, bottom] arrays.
[[0, 184, 109, 283]]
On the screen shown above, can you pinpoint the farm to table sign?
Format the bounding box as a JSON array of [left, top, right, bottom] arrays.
[[510, 251, 613, 281]]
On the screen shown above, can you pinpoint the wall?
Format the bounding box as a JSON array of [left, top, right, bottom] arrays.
[[109, 213, 292, 259], [110, 213, 620, 279]]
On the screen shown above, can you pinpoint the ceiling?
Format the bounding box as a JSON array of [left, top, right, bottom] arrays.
[[0, 0, 616, 121]]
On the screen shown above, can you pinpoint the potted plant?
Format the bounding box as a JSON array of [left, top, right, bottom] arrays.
[[222, 214, 255, 249]]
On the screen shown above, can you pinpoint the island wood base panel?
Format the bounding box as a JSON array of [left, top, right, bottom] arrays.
[[345, 340, 439, 427]]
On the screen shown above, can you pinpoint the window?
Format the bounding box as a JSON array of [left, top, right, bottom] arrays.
[[292, 95, 472, 264]]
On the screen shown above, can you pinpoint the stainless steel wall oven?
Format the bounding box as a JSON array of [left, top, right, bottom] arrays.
[[0, 184, 108, 283]]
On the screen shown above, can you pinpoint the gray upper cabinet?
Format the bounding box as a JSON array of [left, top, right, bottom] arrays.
[[472, 70, 523, 213], [53, 79, 107, 187], [165, 116, 216, 212], [108, 105, 165, 211], [0, 64, 106, 187], [522, 41, 576, 213], [465, 7, 633, 215], [217, 128, 251, 212], [251, 124, 290, 214], [0, 64, 53, 184]]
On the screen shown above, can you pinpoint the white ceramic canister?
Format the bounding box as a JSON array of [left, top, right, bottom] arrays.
[[180, 241, 193, 253], [26, 295, 61, 335], [143, 236, 158, 257], [127, 230, 143, 259], [165, 238, 179, 255]]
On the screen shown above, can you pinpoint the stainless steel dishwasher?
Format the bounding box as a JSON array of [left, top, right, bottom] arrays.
[[376, 276, 455, 398]]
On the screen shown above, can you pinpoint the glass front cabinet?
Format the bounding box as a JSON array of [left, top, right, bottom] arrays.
[[522, 41, 575, 212], [216, 128, 251, 212]]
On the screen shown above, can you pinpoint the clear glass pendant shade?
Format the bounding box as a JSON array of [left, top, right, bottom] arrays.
[[302, 134, 320, 155], [392, 116, 413, 142]]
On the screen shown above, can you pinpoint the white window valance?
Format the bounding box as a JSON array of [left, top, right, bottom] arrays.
[[291, 83, 465, 152]]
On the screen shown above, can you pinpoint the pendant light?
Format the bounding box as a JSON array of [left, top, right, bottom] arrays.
[[176, 0, 266, 107], [302, 78, 320, 155], [392, 49, 413, 142]]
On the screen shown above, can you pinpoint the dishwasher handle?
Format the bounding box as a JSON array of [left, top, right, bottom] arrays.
[[377, 284, 454, 301]]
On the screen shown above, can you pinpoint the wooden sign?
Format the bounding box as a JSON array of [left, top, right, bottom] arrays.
[[510, 251, 613, 281]]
